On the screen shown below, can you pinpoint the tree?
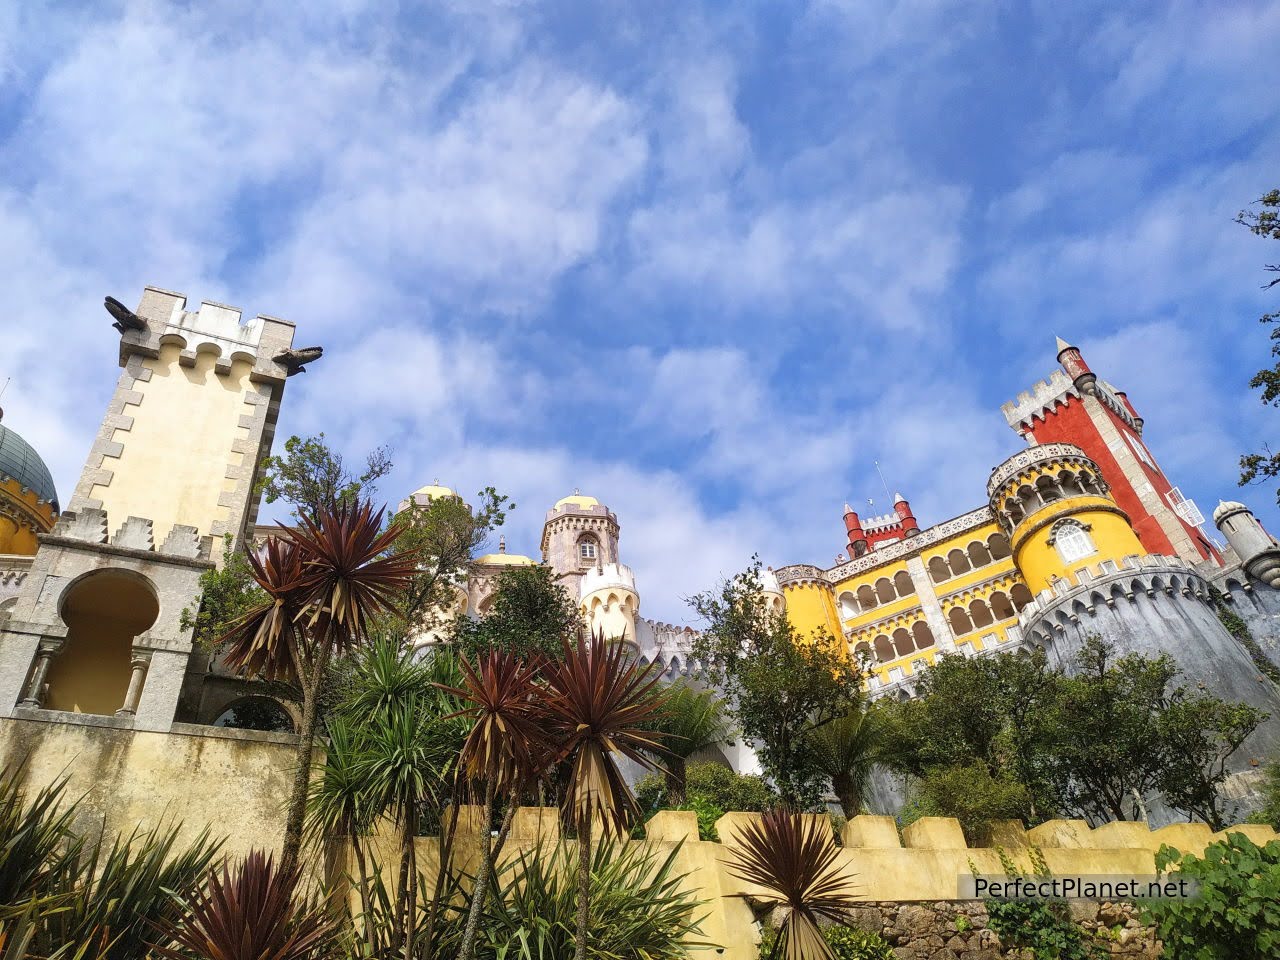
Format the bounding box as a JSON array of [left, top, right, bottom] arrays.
[[806, 701, 890, 819], [539, 630, 667, 960], [219, 501, 420, 872], [1236, 189, 1280, 502], [643, 681, 730, 804], [390, 487, 510, 637], [689, 561, 862, 807], [449, 563, 580, 660], [257, 432, 393, 522]]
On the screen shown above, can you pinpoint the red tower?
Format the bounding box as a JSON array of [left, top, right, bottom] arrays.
[[1000, 337, 1220, 565], [841, 494, 921, 558]]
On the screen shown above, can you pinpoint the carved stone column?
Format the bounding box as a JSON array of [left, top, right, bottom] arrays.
[[115, 653, 152, 717], [18, 640, 62, 708]]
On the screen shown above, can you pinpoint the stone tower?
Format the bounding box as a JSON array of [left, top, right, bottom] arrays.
[[0, 288, 312, 731], [1002, 337, 1219, 566], [1214, 500, 1280, 588], [539, 491, 620, 600]]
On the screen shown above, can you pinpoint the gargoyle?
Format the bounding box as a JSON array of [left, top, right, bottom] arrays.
[[273, 346, 324, 375], [104, 296, 147, 334]]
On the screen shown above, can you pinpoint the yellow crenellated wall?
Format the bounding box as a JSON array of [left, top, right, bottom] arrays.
[[0, 477, 57, 555], [782, 580, 841, 639], [1013, 497, 1145, 594]]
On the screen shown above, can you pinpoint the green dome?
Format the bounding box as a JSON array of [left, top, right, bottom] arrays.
[[0, 420, 59, 511]]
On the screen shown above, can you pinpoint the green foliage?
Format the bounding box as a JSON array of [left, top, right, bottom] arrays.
[[449, 564, 578, 661], [1236, 189, 1280, 502], [257, 432, 393, 521], [1142, 833, 1280, 960], [759, 923, 895, 960], [983, 849, 1103, 960], [180, 534, 267, 652], [1247, 762, 1280, 828], [473, 839, 709, 959], [680, 795, 725, 841], [391, 486, 510, 636], [1209, 585, 1280, 686], [806, 702, 890, 818], [637, 760, 779, 831], [909, 763, 1034, 845], [690, 558, 862, 807]]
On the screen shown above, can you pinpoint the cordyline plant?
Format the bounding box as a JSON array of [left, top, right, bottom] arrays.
[[441, 649, 553, 960], [726, 808, 861, 960], [155, 850, 339, 960], [219, 500, 420, 871], [540, 629, 669, 960]]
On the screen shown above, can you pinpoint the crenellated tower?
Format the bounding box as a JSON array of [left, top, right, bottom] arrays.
[[540, 491, 620, 601], [1001, 337, 1218, 567], [0, 288, 313, 731]]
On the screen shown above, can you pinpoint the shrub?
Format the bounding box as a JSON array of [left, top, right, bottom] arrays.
[[1246, 762, 1280, 829], [1141, 832, 1280, 960], [683, 794, 725, 841], [759, 923, 895, 960], [685, 761, 777, 812], [911, 763, 1032, 844], [982, 849, 1103, 960]]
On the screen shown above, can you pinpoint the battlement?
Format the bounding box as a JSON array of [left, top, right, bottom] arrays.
[[579, 562, 637, 597], [1001, 370, 1076, 432], [46, 508, 211, 563], [116, 286, 300, 385], [543, 501, 617, 523]]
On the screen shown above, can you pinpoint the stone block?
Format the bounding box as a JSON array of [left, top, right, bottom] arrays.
[[1212, 823, 1278, 846], [843, 814, 902, 848], [713, 812, 761, 847], [1148, 822, 1213, 855], [645, 810, 699, 843], [986, 819, 1028, 849], [902, 817, 967, 849], [509, 806, 560, 842], [112, 517, 155, 552], [160, 524, 202, 559], [1027, 819, 1092, 848], [53, 509, 109, 544], [1090, 820, 1152, 848]]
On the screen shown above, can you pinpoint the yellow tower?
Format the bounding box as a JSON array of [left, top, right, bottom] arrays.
[[0, 413, 58, 556], [777, 565, 842, 639], [987, 442, 1146, 595]]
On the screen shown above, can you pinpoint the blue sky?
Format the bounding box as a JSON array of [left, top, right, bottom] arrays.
[[2, 1, 1278, 622]]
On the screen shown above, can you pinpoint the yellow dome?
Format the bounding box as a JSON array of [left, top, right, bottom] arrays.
[[476, 552, 537, 567], [554, 492, 600, 509], [411, 483, 458, 501]]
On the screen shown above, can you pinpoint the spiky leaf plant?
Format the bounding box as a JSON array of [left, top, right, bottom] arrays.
[[539, 630, 669, 960], [0, 766, 80, 921], [155, 850, 339, 960], [645, 681, 730, 804], [725, 808, 861, 960], [481, 838, 709, 960]]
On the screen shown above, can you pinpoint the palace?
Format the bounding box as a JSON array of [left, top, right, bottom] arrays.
[[1, 288, 1279, 828]]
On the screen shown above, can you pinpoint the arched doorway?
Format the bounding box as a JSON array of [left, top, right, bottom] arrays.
[[45, 570, 158, 715], [213, 696, 295, 734]]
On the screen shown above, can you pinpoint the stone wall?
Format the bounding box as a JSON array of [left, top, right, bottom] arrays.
[[846, 899, 1157, 959]]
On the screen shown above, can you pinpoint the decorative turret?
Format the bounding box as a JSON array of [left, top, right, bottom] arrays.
[[760, 566, 786, 616], [0, 411, 59, 555], [1214, 501, 1280, 588], [1056, 336, 1097, 396], [893, 493, 920, 537], [988, 442, 1145, 594], [540, 490, 620, 600], [843, 503, 868, 558], [579, 562, 639, 649]]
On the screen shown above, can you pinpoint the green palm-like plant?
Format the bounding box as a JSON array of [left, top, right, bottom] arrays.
[[220, 500, 421, 872], [0, 765, 80, 922], [442, 649, 554, 960], [807, 703, 888, 819], [305, 716, 374, 919], [725, 807, 861, 960], [539, 630, 668, 960], [156, 850, 339, 960], [647, 682, 730, 804]]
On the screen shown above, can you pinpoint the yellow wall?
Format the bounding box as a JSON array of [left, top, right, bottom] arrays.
[[91, 344, 257, 541], [0, 477, 56, 554], [782, 581, 840, 638], [43, 571, 159, 715], [1013, 498, 1145, 594]]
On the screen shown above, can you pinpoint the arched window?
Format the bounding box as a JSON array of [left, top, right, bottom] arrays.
[[893, 570, 915, 598], [577, 534, 599, 564], [1010, 583, 1034, 611], [838, 591, 858, 620], [857, 584, 878, 611], [987, 533, 1012, 560], [214, 697, 295, 734], [989, 591, 1015, 620], [891, 628, 913, 657], [875, 578, 895, 604], [927, 556, 950, 583], [1051, 520, 1095, 564], [969, 599, 994, 629], [911, 621, 935, 650], [947, 548, 972, 576], [967, 540, 992, 568], [948, 606, 973, 636]]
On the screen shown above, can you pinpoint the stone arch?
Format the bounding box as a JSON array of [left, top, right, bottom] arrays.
[[853, 641, 873, 663], [1224, 577, 1245, 595], [948, 606, 972, 636], [838, 591, 858, 620], [1010, 582, 1034, 611], [213, 696, 295, 734], [911, 621, 935, 650], [872, 634, 894, 662], [928, 556, 950, 583], [891, 627, 913, 657], [45, 569, 159, 715], [1034, 474, 1061, 504], [947, 548, 972, 576], [987, 532, 1012, 560], [969, 598, 994, 629], [875, 577, 896, 604], [1017, 483, 1039, 513], [967, 540, 992, 568], [1004, 498, 1025, 527], [989, 591, 1015, 620], [893, 570, 915, 598], [1058, 469, 1083, 497], [857, 584, 878, 611]]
